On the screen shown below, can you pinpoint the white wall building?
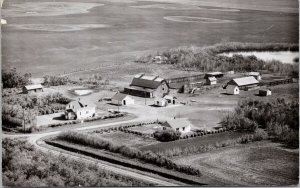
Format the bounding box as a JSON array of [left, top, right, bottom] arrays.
[[112, 93, 134, 106], [65, 100, 96, 120]]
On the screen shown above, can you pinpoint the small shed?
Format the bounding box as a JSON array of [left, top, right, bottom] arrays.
[[206, 76, 217, 85], [23, 84, 43, 94], [249, 72, 261, 80], [112, 93, 134, 106], [154, 98, 167, 107], [259, 88, 271, 96], [164, 95, 176, 104], [226, 85, 240, 95], [162, 118, 192, 133]]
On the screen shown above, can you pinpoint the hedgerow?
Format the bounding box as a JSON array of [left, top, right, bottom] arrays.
[[57, 131, 201, 176]]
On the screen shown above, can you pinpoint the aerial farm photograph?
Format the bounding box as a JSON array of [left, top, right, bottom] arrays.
[[1, 0, 299, 186]]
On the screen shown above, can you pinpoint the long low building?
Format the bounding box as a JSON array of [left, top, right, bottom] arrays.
[[227, 76, 259, 90], [124, 73, 169, 98]]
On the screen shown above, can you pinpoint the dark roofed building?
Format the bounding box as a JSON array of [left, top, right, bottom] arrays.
[[124, 73, 169, 98], [22, 84, 43, 94], [204, 72, 223, 79]]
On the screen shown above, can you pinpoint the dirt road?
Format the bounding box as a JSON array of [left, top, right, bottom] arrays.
[[3, 116, 179, 186]]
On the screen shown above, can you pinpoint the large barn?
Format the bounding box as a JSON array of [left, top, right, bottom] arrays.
[[124, 73, 169, 98], [65, 100, 96, 120], [227, 76, 259, 90]]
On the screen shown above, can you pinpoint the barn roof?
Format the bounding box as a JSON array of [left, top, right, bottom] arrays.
[[130, 73, 167, 89], [231, 76, 259, 86], [249, 72, 260, 76], [24, 84, 43, 90], [207, 76, 217, 81], [206, 72, 223, 76], [163, 118, 191, 129], [112, 93, 130, 101]]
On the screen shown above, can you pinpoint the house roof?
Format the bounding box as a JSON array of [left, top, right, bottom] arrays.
[[67, 100, 95, 110], [207, 76, 217, 81], [24, 84, 43, 90], [231, 76, 259, 86], [112, 93, 130, 101], [130, 73, 167, 89], [249, 72, 260, 76], [163, 118, 191, 129]]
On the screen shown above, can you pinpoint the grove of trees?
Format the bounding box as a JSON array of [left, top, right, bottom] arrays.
[[222, 98, 299, 147], [3, 138, 153, 186], [2, 68, 31, 88]]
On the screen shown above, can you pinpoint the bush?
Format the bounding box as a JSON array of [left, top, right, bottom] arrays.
[[253, 129, 268, 141], [153, 129, 181, 142]]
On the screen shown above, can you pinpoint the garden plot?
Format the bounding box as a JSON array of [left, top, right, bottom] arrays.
[[127, 123, 163, 135], [91, 131, 158, 148]]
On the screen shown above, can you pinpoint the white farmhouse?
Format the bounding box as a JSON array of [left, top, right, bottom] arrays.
[[65, 100, 96, 120], [226, 85, 240, 95], [162, 118, 192, 133]]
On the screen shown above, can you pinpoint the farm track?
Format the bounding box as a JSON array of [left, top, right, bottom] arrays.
[[4, 117, 181, 186]]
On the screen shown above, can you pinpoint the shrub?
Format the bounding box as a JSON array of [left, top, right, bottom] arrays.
[[153, 129, 181, 142]]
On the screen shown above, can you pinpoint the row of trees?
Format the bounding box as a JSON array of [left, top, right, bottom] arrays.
[[3, 138, 152, 186], [136, 42, 299, 77], [57, 131, 201, 176], [222, 98, 299, 147]]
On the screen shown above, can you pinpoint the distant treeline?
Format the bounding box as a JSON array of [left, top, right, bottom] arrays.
[[222, 98, 299, 148], [135, 42, 299, 77], [3, 138, 152, 187], [2, 68, 31, 88]]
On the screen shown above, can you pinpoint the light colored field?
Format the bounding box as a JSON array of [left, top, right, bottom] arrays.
[[91, 131, 159, 148], [8, 24, 110, 32], [164, 16, 237, 23], [2, 2, 104, 17], [174, 141, 299, 186]]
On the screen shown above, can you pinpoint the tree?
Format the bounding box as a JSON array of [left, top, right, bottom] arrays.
[[2, 68, 31, 88]]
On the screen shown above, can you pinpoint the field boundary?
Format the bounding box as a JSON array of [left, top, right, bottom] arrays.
[[45, 139, 207, 185]]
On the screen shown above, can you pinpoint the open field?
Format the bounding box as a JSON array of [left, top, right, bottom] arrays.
[[2, 0, 298, 80], [174, 141, 299, 186]]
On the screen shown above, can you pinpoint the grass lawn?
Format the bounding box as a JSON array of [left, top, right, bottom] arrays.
[[90, 131, 159, 148], [127, 123, 163, 134], [174, 141, 299, 186], [140, 131, 248, 153]]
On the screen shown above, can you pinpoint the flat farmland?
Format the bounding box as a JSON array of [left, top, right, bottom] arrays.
[[174, 141, 299, 186], [2, 0, 298, 80]]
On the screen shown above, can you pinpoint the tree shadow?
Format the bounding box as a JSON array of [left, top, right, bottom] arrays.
[[53, 115, 66, 120], [220, 92, 232, 95]]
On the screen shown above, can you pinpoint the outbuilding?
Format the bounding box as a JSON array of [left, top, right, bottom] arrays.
[[249, 72, 261, 80], [206, 76, 217, 85], [205, 72, 224, 78], [226, 85, 240, 95], [259, 88, 272, 96], [112, 93, 134, 106], [65, 100, 96, 120], [227, 76, 259, 90], [162, 118, 192, 133], [23, 84, 44, 94]]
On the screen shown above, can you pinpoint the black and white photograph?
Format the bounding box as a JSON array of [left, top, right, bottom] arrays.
[[1, 0, 299, 186]]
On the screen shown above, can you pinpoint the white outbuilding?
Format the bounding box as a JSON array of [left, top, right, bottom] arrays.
[[112, 93, 134, 106], [226, 85, 240, 95]]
